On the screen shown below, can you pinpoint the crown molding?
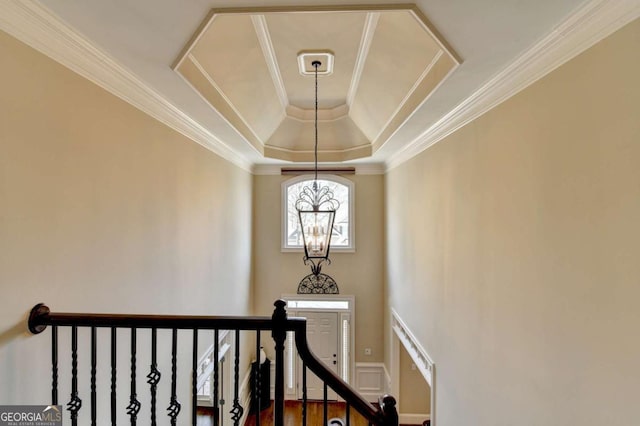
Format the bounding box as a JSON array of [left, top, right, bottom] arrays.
[[386, 0, 640, 171], [0, 1, 252, 172]]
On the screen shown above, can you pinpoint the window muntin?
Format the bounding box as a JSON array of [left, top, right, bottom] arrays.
[[282, 175, 354, 251]]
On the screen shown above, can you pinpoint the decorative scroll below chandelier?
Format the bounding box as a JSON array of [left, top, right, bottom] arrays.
[[295, 60, 340, 276]]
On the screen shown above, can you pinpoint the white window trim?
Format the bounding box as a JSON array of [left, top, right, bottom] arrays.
[[281, 174, 355, 252]]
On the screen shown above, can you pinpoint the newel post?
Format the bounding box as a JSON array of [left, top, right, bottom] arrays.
[[379, 394, 399, 426], [271, 300, 288, 426]]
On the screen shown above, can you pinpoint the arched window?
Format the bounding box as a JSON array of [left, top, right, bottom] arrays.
[[282, 175, 354, 252]]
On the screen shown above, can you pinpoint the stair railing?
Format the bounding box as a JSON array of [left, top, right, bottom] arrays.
[[28, 299, 398, 426]]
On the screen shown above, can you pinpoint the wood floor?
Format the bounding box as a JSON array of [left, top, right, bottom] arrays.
[[197, 402, 422, 426]]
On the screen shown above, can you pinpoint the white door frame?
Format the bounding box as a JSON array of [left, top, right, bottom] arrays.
[[282, 294, 355, 400]]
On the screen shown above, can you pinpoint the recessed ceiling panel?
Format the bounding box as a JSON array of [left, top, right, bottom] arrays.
[[268, 117, 370, 151], [266, 11, 366, 110], [189, 14, 284, 142], [174, 5, 459, 162], [349, 11, 443, 142]]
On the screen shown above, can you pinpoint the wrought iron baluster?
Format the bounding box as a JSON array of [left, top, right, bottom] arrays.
[[127, 328, 141, 425], [111, 327, 117, 426], [147, 328, 161, 426], [346, 403, 351, 426], [213, 329, 220, 426], [271, 300, 287, 426], [167, 328, 181, 425], [230, 330, 243, 426], [255, 331, 261, 426], [323, 383, 328, 426], [220, 355, 225, 422], [302, 362, 307, 426], [51, 325, 58, 405], [91, 326, 97, 426], [192, 329, 198, 426], [30, 300, 393, 426], [67, 326, 82, 426]]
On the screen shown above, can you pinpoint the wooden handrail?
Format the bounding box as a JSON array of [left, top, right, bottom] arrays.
[[28, 300, 397, 426], [28, 303, 278, 333]]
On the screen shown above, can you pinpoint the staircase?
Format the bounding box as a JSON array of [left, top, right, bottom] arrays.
[[28, 299, 398, 426]]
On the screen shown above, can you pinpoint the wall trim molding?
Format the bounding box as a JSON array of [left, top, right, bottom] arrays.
[[391, 308, 435, 423], [383, 363, 392, 395], [355, 362, 387, 403], [0, 1, 252, 172], [386, 0, 640, 170], [391, 309, 434, 387]]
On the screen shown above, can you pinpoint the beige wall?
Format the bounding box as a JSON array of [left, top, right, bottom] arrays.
[[385, 19, 640, 426], [399, 344, 430, 414], [252, 174, 385, 362], [0, 29, 253, 410]]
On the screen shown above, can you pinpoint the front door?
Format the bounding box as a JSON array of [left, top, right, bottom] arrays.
[[297, 310, 339, 400]]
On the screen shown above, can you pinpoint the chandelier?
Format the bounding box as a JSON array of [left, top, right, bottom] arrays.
[[295, 60, 340, 276]]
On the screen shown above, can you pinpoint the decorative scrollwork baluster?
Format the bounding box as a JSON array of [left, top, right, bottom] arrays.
[[230, 330, 244, 426], [126, 328, 141, 425], [67, 326, 82, 426], [167, 328, 181, 425], [147, 328, 161, 426]]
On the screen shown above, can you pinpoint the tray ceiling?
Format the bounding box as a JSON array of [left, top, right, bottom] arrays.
[[1, 0, 636, 171], [174, 5, 459, 162]]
